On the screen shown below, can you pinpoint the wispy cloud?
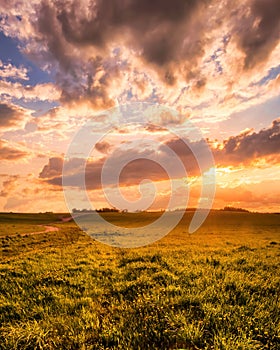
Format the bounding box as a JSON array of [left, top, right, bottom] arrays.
[[0, 0, 279, 212], [0, 139, 29, 160]]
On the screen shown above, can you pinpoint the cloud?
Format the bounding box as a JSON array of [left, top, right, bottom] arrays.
[[95, 140, 112, 154], [213, 180, 280, 209], [39, 157, 63, 179], [161, 138, 211, 175], [45, 156, 103, 189], [0, 173, 67, 212], [0, 139, 28, 160], [2, 0, 280, 121], [0, 80, 60, 102], [0, 60, 29, 80], [0, 175, 19, 197], [235, 0, 280, 70], [1, 0, 280, 214], [41, 118, 280, 193], [37, 0, 208, 67], [4, 197, 27, 210], [214, 118, 280, 165], [40, 136, 208, 190], [17, 0, 214, 106], [0, 103, 26, 129]]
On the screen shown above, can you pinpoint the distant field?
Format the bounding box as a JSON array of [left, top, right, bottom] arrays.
[[0, 211, 279, 349], [0, 213, 66, 237], [0, 212, 65, 224]]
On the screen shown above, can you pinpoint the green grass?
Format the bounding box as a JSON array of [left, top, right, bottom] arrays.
[[0, 212, 279, 349], [0, 212, 68, 237], [0, 212, 65, 224]]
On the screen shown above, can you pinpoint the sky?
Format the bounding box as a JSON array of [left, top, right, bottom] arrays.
[[0, 0, 280, 213]]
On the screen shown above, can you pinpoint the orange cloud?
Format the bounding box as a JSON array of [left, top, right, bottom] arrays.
[[0, 175, 19, 197], [1, 0, 280, 213], [214, 118, 280, 165], [0, 103, 27, 130], [0, 139, 29, 160]]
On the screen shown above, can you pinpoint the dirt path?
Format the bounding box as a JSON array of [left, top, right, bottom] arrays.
[[9, 225, 59, 238]]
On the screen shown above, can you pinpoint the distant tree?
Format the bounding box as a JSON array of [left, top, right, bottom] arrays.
[[96, 207, 119, 213], [223, 206, 249, 213]]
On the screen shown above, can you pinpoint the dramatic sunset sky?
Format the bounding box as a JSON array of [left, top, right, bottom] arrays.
[[0, 0, 280, 213]]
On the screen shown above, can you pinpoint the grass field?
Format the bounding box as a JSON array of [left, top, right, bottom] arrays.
[[0, 211, 279, 349]]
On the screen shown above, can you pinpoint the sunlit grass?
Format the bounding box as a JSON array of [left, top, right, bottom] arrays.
[[0, 212, 279, 349]]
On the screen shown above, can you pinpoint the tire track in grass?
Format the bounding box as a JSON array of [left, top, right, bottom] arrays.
[[8, 225, 59, 238]]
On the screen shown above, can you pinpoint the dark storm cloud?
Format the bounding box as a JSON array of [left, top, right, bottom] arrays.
[[164, 119, 280, 167], [39, 117, 280, 190], [29, 0, 280, 104], [215, 118, 280, 165], [43, 153, 167, 190], [32, 0, 213, 104], [40, 137, 208, 190], [0, 103, 25, 128], [39, 157, 63, 179], [160, 138, 202, 175], [52, 0, 207, 66], [158, 120, 280, 169], [2, 0, 279, 108], [39, 156, 103, 189], [33, 3, 116, 107], [236, 0, 280, 69]]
